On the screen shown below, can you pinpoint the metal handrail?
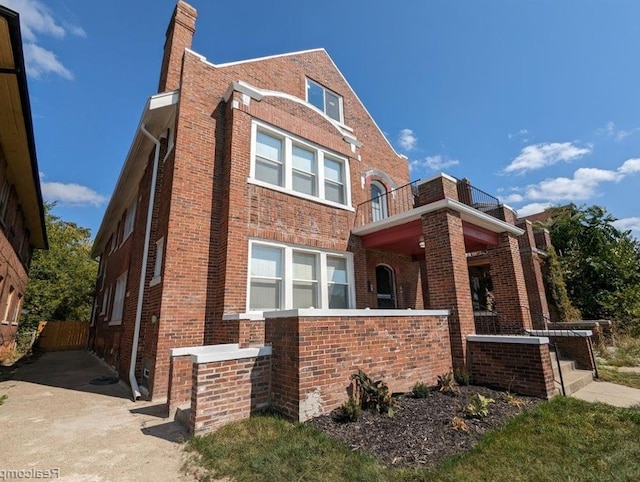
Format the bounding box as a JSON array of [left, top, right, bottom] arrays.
[[454, 177, 502, 214], [354, 180, 420, 227]]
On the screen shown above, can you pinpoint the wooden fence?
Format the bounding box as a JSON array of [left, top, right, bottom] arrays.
[[36, 321, 90, 351]]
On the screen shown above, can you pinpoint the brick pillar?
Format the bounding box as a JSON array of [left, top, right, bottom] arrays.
[[487, 219, 532, 333], [416, 174, 459, 206], [517, 221, 550, 329], [421, 208, 474, 370]]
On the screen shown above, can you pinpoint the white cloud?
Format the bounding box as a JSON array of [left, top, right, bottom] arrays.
[[398, 128, 417, 151], [410, 155, 460, 171], [508, 129, 529, 142], [613, 217, 640, 234], [503, 142, 592, 175], [618, 158, 640, 174], [516, 202, 554, 217], [595, 121, 639, 142], [4, 0, 84, 80], [41, 181, 107, 207], [23, 43, 73, 79], [500, 193, 524, 204], [526, 167, 622, 201]]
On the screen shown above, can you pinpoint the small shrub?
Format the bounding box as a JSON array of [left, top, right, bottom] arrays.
[[337, 397, 362, 422], [350, 369, 395, 417], [465, 394, 495, 418], [0, 394, 7, 406], [454, 368, 471, 386], [451, 416, 468, 432], [504, 391, 524, 408], [412, 381, 430, 399], [437, 371, 458, 395]]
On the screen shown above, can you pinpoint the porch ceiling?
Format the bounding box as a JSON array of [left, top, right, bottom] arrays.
[[354, 198, 524, 256]]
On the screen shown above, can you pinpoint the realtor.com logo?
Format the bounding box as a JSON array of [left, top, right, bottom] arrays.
[[0, 469, 59, 480]]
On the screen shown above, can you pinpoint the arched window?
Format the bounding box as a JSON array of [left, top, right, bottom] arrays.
[[371, 181, 388, 222]]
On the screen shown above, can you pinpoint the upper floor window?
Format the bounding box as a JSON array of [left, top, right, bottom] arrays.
[[306, 79, 343, 123], [0, 180, 9, 223], [251, 122, 351, 208], [370, 181, 388, 222], [248, 240, 354, 312], [110, 271, 128, 324], [123, 200, 137, 241]]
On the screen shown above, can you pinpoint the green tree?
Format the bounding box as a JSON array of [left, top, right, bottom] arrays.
[[544, 205, 640, 331], [20, 203, 98, 332]]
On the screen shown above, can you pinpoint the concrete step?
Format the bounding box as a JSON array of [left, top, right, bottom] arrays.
[[549, 351, 594, 396]]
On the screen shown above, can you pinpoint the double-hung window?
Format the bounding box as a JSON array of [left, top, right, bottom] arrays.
[[123, 200, 136, 241], [0, 180, 9, 223], [248, 241, 353, 312], [110, 272, 127, 324], [251, 123, 351, 208], [306, 79, 343, 123]]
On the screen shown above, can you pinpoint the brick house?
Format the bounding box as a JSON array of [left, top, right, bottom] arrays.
[[90, 1, 558, 407], [0, 6, 48, 353]]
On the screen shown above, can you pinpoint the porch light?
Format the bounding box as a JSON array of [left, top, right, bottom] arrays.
[[418, 237, 425, 249]]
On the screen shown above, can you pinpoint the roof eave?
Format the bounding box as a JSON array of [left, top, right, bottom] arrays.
[[90, 90, 178, 258]]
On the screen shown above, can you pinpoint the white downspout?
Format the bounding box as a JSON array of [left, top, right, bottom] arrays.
[[129, 123, 161, 401]]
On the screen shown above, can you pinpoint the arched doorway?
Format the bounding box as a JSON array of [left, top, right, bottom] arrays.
[[371, 181, 388, 222], [376, 265, 396, 308]]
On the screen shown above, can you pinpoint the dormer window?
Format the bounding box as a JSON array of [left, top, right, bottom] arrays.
[[306, 79, 343, 123]]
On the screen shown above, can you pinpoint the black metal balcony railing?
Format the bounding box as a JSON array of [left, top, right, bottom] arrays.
[[455, 178, 502, 214], [354, 180, 419, 227], [354, 177, 503, 229]]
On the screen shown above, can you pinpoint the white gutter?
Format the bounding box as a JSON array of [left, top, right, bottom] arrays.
[[129, 123, 161, 401]]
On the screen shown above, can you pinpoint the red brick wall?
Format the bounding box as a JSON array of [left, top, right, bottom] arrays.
[[190, 355, 271, 435], [265, 313, 451, 422], [213, 318, 265, 347], [467, 338, 556, 399], [416, 175, 459, 206], [487, 232, 532, 333], [167, 353, 192, 414], [421, 209, 474, 369]]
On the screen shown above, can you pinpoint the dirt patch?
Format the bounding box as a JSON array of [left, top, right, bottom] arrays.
[[307, 385, 541, 468]]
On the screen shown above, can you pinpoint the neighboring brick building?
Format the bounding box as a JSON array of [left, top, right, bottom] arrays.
[[90, 1, 550, 400], [0, 6, 48, 353]]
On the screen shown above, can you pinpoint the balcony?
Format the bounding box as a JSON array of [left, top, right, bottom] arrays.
[[352, 174, 520, 255]]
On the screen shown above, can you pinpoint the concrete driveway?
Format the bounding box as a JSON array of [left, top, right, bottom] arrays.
[[0, 351, 196, 482]]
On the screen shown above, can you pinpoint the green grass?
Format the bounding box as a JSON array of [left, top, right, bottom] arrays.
[[599, 367, 640, 389], [596, 335, 640, 367], [188, 398, 640, 482]]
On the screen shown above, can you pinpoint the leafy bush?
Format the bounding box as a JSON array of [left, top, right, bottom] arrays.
[[350, 369, 395, 417], [454, 368, 471, 386], [437, 371, 458, 395], [465, 394, 495, 418], [337, 397, 362, 422], [412, 382, 430, 399]]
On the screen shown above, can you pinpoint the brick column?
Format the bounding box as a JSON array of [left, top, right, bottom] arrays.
[[517, 221, 550, 329], [421, 208, 474, 370], [416, 174, 459, 207], [487, 229, 532, 333]]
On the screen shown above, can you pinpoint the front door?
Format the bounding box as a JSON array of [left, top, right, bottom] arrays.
[[376, 265, 396, 309]]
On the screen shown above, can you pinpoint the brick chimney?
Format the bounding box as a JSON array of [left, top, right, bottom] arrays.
[[158, 1, 197, 93]]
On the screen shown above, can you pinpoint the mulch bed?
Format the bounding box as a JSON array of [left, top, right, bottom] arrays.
[[307, 385, 542, 469]]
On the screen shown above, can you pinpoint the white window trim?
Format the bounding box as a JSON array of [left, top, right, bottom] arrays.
[[122, 200, 137, 242], [246, 239, 355, 313], [100, 286, 110, 317], [248, 121, 353, 211], [150, 237, 164, 287], [109, 272, 128, 326], [305, 78, 344, 124]]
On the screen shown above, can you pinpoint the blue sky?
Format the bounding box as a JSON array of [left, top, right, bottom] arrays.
[[7, 0, 640, 238]]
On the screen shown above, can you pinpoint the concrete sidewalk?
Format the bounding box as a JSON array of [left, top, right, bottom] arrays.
[[572, 380, 640, 407], [0, 351, 195, 482]]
